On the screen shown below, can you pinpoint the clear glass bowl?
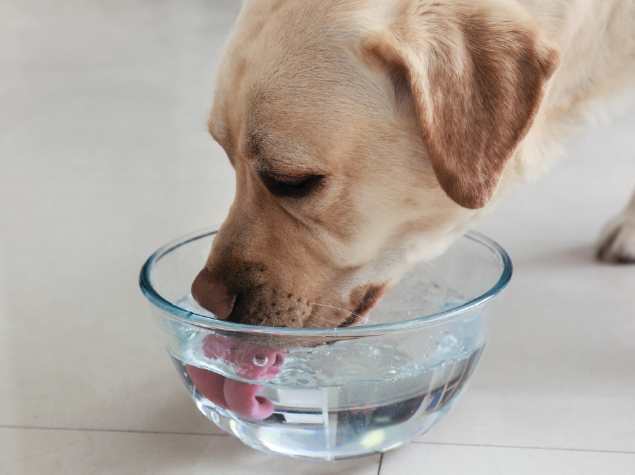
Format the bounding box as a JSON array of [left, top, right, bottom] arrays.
[[139, 227, 512, 460]]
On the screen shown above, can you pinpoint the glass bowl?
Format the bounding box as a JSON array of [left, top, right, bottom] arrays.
[[139, 227, 512, 460]]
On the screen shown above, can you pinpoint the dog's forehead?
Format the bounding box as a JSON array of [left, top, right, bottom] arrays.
[[210, 1, 389, 158]]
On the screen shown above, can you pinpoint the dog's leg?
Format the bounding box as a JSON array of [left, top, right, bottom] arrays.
[[597, 189, 635, 263]]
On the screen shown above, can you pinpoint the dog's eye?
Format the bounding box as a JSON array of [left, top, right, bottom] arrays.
[[263, 174, 324, 199]]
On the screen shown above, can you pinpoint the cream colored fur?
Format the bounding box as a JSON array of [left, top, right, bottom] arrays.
[[196, 0, 635, 328]]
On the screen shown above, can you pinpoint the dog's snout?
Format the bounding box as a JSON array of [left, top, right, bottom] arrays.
[[191, 268, 236, 319]]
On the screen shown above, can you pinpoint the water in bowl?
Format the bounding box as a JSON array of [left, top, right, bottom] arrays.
[[170, 344, 483, 460]]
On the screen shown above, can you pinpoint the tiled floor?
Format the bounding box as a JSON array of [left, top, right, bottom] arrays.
[[1, 1, 634, 473]]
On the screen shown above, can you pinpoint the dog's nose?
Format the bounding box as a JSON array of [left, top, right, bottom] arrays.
[[191, 268, 236, 319]]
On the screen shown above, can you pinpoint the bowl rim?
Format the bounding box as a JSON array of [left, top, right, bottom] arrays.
[[139, 227, 512, 336]]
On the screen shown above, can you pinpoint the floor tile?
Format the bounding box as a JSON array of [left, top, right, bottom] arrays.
[[0, 0, 237, 187], [0, 181, 230, 434], [381, 443, 635, 475], [0, 428, 381, 475]]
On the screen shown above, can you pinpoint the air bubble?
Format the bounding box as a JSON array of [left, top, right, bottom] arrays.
[[253, 354, 268, 366]]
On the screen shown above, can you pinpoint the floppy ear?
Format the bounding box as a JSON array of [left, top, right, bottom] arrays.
[[365, 1, 560, 209]]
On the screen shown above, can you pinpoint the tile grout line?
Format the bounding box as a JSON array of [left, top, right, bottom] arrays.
[[0, 425, 230, 437], [412, 440, 635, 455], [3, 425, 633, 457]]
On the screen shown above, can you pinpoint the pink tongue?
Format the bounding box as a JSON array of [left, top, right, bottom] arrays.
[[186, 365, 229, 410], [186, 365, 275, 420], [185, 334, 285, 420], [224, 379, 274, 420]]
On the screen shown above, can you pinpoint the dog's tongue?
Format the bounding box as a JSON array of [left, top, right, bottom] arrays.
[[186, 365, 229, 410], [186, 334, 285, 420]]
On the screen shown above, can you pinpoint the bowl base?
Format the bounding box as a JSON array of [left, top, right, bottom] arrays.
[[209, 405, 442, 461]]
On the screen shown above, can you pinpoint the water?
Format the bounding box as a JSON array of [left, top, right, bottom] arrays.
[[170, 346, 484, 460]]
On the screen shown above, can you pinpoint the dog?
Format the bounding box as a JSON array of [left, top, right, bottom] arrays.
[[191, 0, 635, 329]]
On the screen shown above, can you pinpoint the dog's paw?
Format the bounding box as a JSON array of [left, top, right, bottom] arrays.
[[597, 214, 635, 263]]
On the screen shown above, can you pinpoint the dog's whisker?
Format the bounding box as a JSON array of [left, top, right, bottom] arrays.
[[305, 309, 330, 327], [463, 0, 481, 24], [311, 302, 381, 326], [422, 259, 468, 299], [311, 302, 360, 318], [240, 335, 259, 361]]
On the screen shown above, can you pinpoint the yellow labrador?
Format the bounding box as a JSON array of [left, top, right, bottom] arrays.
[[192, 0, 635, 328]]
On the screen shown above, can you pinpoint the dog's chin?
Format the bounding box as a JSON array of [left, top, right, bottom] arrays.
[[346, 283, 388, 326], [303, 282, 388, 329]]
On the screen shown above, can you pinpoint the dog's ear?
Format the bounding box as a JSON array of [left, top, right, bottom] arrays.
[[364, 1, 559, 209]]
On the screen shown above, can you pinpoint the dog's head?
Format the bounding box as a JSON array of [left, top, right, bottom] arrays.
[[192, 0, 559, 327]]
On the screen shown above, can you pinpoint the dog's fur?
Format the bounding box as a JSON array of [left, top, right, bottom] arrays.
[[192, 0, 635, 328]]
